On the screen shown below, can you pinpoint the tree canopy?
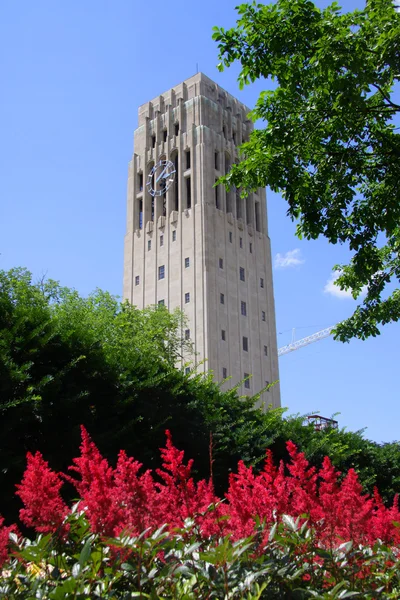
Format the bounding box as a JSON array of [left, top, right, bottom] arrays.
[[213, 0, 400, 342]]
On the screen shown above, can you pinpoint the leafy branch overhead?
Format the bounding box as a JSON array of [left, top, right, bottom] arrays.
[[213, 0, 400, 341]]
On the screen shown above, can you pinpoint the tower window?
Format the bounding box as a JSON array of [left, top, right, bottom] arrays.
[[215, 179, 219, 209], [239, 267, 245, 282], [260, 277, 264, 288], [163, 129, 167, 142], [185, 292, 190, 303], [185, 366, 190, 375], [219, 258, 223, 269], [151, 135, 156, 148], [222, 124, 226, 137], [220, 293, 225, 305], [185, 329, 190, 340], [221, 329, 226, 341], [186, 177, 191, 209], [265, 380, 270, 391], [243, 336, 248, 352], [233, 130, 236, 144], [175, 122, 179, 136], [174, 154, 179, 211], [185, 257, 190, 268], [241, 301, 247, 316], [255, 201, 261, 232], [138, 199, 143, 230], [148, 239, 151, 251], [222, 367, 227, 379], [262, 311, 266, 322], [160, 235, 164, 247], [215, 151, 219, 170], [229, 231, 233, 243], [264, 345, 268, 356], [135, 276, 140, 286], [158, 265, 165, 280], [244, 374, 250, 389], [240, 237, 243, 248], [138, 172, 143, 191], [158, 299, 165, 306], [249, 242, 253, 254], [172, 230, 176, 241], [186, 150, 191, 169]]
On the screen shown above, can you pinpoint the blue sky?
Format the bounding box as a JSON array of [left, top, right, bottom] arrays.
[[1, 0, 398, 444]]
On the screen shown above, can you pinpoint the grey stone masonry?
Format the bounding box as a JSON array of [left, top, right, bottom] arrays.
[[123, 73, 280, 409]]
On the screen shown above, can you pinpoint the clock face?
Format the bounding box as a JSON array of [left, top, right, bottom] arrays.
[[147, 160, 176, 197]]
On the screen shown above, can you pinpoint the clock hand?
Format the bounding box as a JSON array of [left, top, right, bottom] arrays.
[[156, 166, 167, 183]]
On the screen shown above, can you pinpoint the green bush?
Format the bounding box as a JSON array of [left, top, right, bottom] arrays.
[[2, 509, 400, 599]]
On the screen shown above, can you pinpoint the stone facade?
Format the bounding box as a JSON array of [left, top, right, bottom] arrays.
[[123, 73, 281, 409]]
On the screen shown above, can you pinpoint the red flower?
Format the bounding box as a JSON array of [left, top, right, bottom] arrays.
[[16, 452, 68, 534]]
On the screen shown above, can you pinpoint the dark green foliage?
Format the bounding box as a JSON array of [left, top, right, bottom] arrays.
[[0, 268, 399, 527], [213, 0, 400, 342], [2, 510, 400, 598]]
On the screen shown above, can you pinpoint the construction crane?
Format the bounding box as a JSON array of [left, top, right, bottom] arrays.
[[278, 326, 335, 357]]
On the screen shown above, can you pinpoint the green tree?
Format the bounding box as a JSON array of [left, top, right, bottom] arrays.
[[213, 0, 400, 341]]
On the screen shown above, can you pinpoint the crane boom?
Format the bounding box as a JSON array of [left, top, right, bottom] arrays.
[[278, 326, 335, 357]]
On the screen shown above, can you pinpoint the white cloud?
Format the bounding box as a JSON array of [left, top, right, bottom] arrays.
[[274, 249, 305, 269], [324, 270, 367, 300]]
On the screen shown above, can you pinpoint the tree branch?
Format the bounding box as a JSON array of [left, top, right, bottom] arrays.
[[372, 84, 400, 111]]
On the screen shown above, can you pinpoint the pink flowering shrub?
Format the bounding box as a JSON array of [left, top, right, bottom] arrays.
[[1, 426, 399, 569]]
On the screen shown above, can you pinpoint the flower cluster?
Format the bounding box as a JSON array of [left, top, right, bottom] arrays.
[[1, 427, 399, 568]]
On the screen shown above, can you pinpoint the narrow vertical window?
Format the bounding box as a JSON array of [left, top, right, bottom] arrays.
[[186, 149, 191, 169], [215, 179, 219, 209], [240, 237, 243, 249], [160, 235, 164, 247], [148, 239, 151, 251], [262, 311, 266, 322], [239, 267, 245, 282], [264, 345, 268, 356], [244, 374, 250, 389], [185, 367, 190, 375], [220, 293, 225, 305], [215, 151, 219, 170], [138, 172, 143, 191], [229, 231, 233, 243], [186, 177, 191, 209], [255, 201, 261, 232], [135, 276, 140, 286], [236, 190, 242, 219], [158, 265, 165, 280], [185, 257, 190, 268], [265, 381, 270, 391], [232, 130, 236, 145], [151, 197, 154, 222], [138, 199, 143, 230], [185, 292, 190, 303], [241, 301, 247, 316], [151, 135, 156, 148], [260, 277, 264, 288], [243, 336, 248, 351], [222, 367, 227, 379], [219, 258, 223, 269], [221, 329, 226, 341], [185, 329, 190, 340], [158, 299, 165, 306], [174, 154, 179, 211], [163, 129, 167, 142], [174, 122, 179, 136], [172, 230, 176, 241], [249, 242, 253, 254]]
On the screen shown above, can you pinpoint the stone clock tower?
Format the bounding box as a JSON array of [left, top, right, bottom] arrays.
[[123, 73, 280, 409]]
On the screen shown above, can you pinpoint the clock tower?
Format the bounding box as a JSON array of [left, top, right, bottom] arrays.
[[123, 73, 280, 409]]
